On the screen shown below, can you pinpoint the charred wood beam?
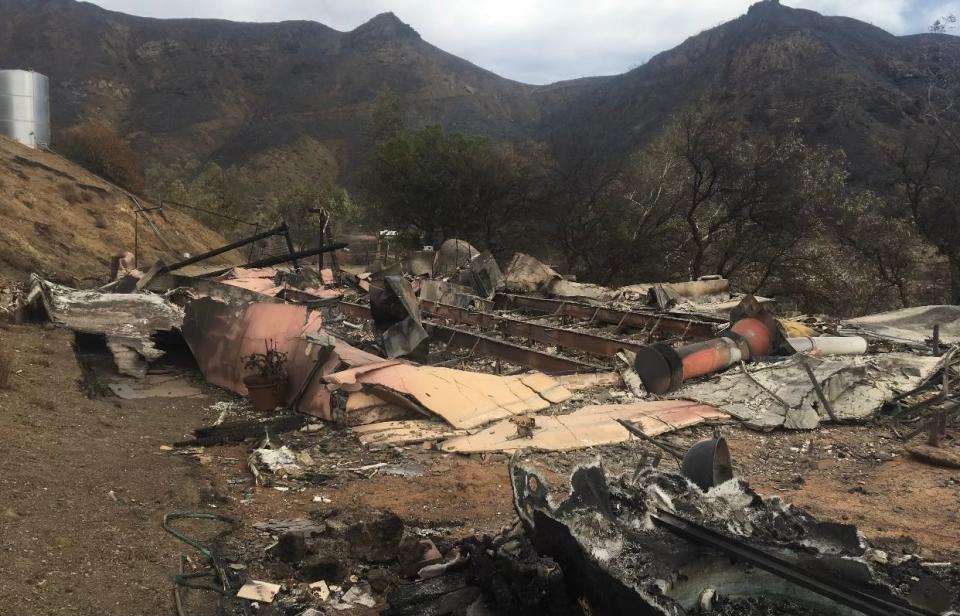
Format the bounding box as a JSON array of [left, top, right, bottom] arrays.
[[495, 294, 716, 341], [174, 414, 306, 447], [337, 302, 603, 374], [421, 299, 646, 358]]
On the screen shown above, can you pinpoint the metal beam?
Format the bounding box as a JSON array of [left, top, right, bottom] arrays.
[[337, 302, 604, 374], [157, 223, 290, 275], [338, 301, 374, 321], [495, 294, 716, 341], [650, 510, 939, 616], [424, 322, 605, 374], [202, 242, 349, 277], [421, 299, 647, 357]]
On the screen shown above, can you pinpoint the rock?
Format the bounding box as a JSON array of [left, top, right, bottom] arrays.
[[309, 580, 331, 601], [907, 445, 960, 469], [397, 532, 443, 576], [366, 567, 394, 594], [298, 554, 348, 583], [255, 518, 326, 537], [337, 581, 376, 609], [297, 450, 316, 466], [269, 531, 308, 564], [343, 509, 404, 563]]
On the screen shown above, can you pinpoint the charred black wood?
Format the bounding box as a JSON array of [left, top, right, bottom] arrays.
[[175, 414, 306, 447]]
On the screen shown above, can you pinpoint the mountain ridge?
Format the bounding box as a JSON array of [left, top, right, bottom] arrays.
[[0, 0, 957, 194]]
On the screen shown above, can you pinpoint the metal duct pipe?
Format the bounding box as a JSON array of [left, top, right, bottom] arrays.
[[676, 337, 744, 380], [633, 301, 780, 395], [787, 336, 867, 356], [729, 317, 775, 358]]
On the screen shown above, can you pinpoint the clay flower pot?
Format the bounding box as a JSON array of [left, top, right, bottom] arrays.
[[243, 376, 288, 412]]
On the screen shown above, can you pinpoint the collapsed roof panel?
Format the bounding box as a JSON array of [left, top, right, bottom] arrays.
[[25, 274, 183, 338], [323, 362, 572, 429], [440, 400, 727, 453]]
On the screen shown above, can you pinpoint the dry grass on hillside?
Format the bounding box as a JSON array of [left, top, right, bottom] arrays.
[[0, 135, 240, 286]]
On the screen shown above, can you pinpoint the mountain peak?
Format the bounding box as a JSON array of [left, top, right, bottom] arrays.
[[747, 0, 787, 15], [350, 12, 419, 41]]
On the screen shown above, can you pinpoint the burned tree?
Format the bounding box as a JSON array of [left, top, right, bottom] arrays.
[[885, 40, 960, 301], [371, 121, 530, 251]]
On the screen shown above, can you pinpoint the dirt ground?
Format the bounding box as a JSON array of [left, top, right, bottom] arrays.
[[2, 319, 959, 615], [0, 322, 226, 615]]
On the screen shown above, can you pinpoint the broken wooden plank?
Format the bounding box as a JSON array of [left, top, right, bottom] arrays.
[[555, 371, 623, 391]]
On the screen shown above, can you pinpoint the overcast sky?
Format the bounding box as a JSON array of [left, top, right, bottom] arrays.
[[88, 0, 958, 84]]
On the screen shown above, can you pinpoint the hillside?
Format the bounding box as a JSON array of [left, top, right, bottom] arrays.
[[0, 0, 543, 191], [0, 0, 958, 192], [0, 135, 232, 285]]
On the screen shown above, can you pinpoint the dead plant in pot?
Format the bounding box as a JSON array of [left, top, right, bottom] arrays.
[[242, 340, 289, 411]]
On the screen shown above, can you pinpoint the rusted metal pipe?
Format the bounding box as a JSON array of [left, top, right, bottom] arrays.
[[633, 298, 780, 395], [676, 337, 744, 380], [729, 317, 774, 358]]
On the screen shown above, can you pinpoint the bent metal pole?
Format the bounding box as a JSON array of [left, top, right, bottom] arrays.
[[157, 223, 291, 275]]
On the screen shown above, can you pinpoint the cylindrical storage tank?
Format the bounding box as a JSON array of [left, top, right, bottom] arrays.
[[0, 70, 50, 149]]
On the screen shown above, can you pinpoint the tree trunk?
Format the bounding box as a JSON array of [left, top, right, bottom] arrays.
[[951, 257, 960, 304]]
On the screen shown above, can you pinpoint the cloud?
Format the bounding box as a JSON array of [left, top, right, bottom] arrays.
[[88, 0, 949, 84]]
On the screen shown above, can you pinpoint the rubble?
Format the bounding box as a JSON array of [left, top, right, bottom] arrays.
[[433, 238, 480, 277], [503, 252, 562, 293], [180, 297, 383, 419], [508, 455, 951, 615], [676, 352, 941, 430], [236, 580, 281, 603], [22, 274, 183, 377], [369, 275, 428, 358], [9, 233, 960, 616]]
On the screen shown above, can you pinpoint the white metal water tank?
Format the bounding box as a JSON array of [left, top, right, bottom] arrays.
[[0, 70, 50, 149]]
